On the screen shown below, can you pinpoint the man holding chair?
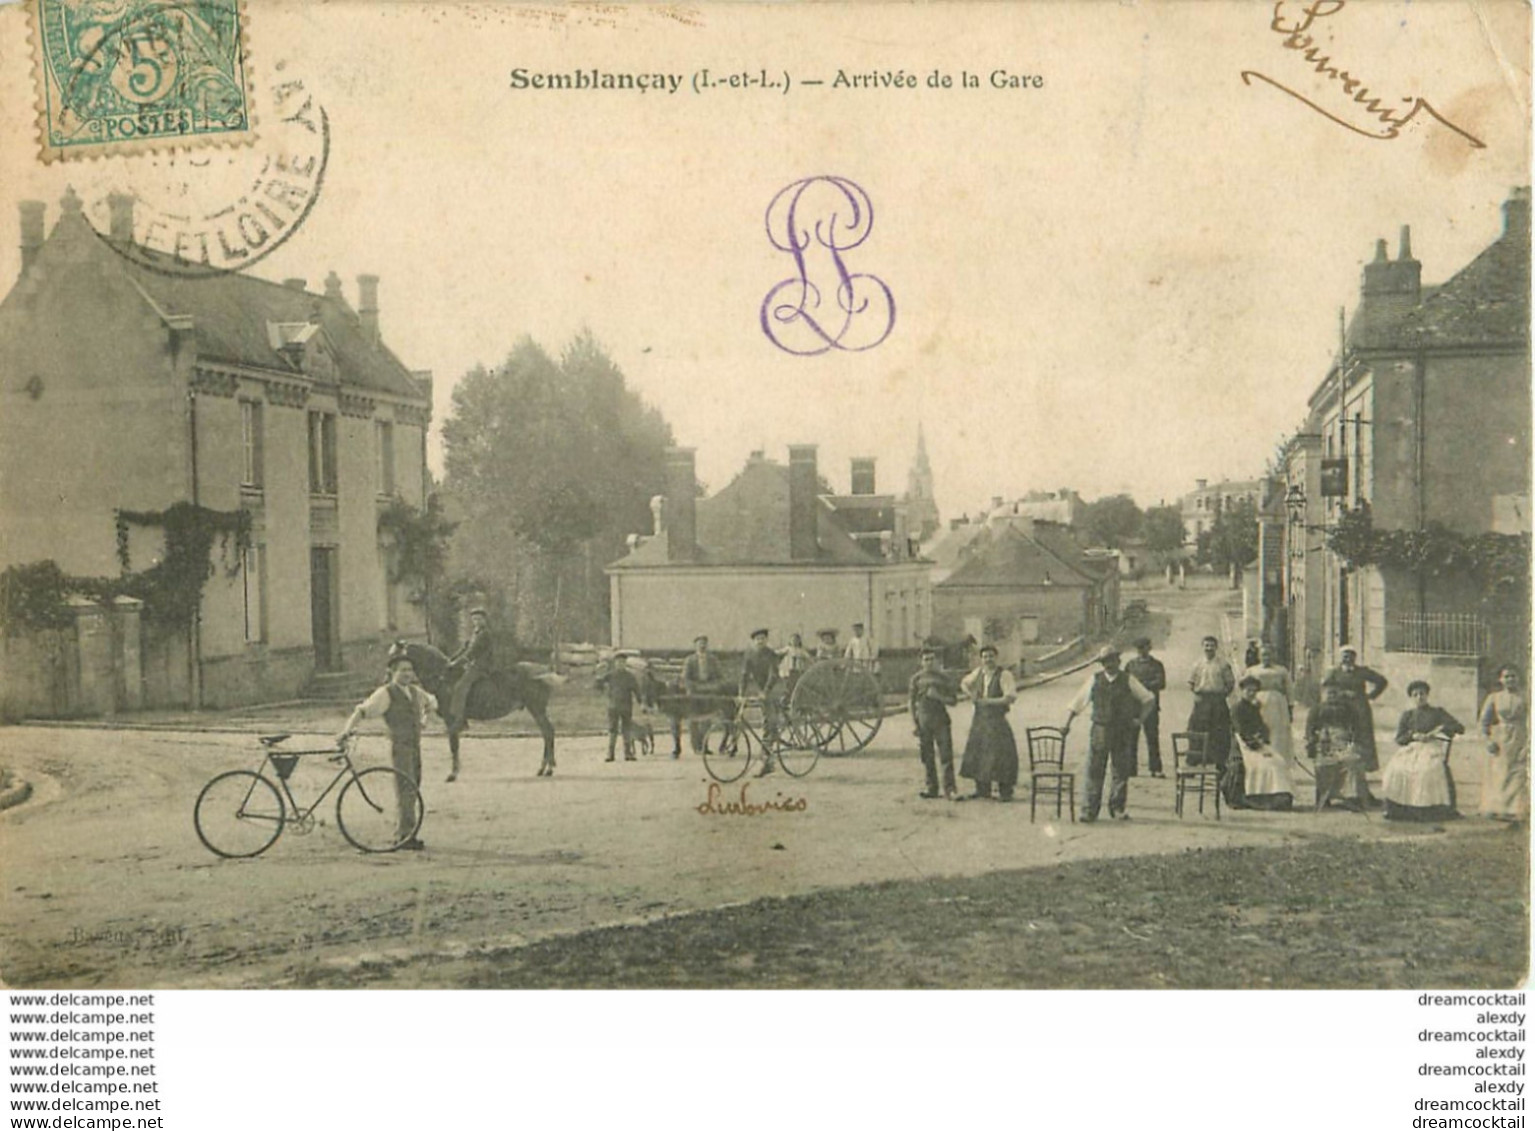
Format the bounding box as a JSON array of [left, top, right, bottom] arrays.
[[1062, 645, 1155, 822]]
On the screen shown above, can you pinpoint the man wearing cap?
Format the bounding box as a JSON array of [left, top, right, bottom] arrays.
[[446, 607, 495, 728], [1322, 646, 1389, 780], [740, 628, 783, 773], [338, 649, 434, 849], [909, 647, 958, 798], [959, 644, 1019, 801], [681, 634, 727, 754], [844, 621, 879, 670], [1063, 645, 1156, 821], [1124, 636, 1167, 777], [1187, 635, 1236, 770], [596, 650, 643, 762]]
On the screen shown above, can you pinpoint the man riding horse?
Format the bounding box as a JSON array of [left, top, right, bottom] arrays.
[[447, 607, 495, 726], [397, 607, 561, 781]]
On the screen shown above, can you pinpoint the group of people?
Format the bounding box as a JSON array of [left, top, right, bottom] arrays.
[[594, 623, 882, 772], [904, 632, 1530, 827], [331, 602, 1529, 847]]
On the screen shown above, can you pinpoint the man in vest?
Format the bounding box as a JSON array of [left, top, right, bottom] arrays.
[[597, 650, 643, 762], [339, 648, 435, 848], [446, 607, 495, 728], [1062, 645, 1155, 822]]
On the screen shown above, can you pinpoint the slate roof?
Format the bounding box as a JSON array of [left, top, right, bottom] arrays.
[[47, 208, 425, 401], [608, 457, 877, 569], [937, 524, 1093, 589], [1345, 204, 1530, 354]]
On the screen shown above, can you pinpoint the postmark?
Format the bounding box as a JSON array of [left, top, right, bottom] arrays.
[[85, 61, 327, 278], [31, 0, 254, 163], [760, 175, 896, 356]]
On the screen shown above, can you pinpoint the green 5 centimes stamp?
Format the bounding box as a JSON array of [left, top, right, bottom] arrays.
[[31, 0, 253, 162]]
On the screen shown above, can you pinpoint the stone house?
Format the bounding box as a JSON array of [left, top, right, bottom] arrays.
[[0, 190, 432, 711], [605, 445, 932, 655], [1282, 187, 1530, 713]]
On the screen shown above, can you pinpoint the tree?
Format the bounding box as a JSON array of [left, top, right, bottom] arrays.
[[1142, 505, 1186, 556], [1081, 493, 1143, 549], [441, 331, 675, 646], [1197, 498, 1260, 578]]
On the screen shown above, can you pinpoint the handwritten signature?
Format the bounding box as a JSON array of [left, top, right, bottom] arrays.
[[696, 781, 808, 816], [1241, 1, 1484, 149]]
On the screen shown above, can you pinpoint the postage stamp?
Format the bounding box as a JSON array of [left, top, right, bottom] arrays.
[[29, 0, 254, 162]]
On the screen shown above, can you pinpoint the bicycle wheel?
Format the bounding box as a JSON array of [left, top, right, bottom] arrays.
[[336, 768, 423, 853], [194, 771, 285, 858], [775, 728, 821, 778], [701, 718, 755, 784]]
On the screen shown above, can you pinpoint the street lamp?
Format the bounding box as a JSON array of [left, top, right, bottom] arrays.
[[1285, 483, 1307, 526]]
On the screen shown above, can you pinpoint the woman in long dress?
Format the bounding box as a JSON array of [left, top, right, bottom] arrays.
[[1242, 642, 1295, 761], [1231, 676, 1295, 810], [959, 644, 1019, 802], [1381, 681, 1464, 822], [1478, 665, 1529, 822]]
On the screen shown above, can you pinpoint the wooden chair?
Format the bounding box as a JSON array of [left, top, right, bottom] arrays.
[[1026, 725, 1075, 823], [1173, 731, 1221, 819]]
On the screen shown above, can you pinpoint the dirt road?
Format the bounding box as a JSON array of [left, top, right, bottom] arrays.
[[0, 583, 1511, 988]]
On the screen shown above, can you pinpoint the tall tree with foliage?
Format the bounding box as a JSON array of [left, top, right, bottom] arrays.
[[1197, 498, 1260, 580], [1080, 493, 1144, 549], [1142, 504, 1186, 557], [442, 332, 674, 646]]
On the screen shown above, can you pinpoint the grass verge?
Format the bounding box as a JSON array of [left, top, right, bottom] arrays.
[[451, 831, 1528, 989]]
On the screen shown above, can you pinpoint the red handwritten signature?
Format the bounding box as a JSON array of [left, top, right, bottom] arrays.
[[696, 781, 808, 816], [1241, 0, 1485, 149]]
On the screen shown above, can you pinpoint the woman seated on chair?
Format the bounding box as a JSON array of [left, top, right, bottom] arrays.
[[1305, 677, 1369, 812], [1381, 681, 1464, 822], [1231, 676, 1295, 811]]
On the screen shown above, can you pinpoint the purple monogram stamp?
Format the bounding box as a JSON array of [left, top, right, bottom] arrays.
[[760, 176, 895, 355]]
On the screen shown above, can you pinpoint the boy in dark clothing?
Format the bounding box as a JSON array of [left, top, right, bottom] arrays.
[[909, 647, 958, 798], [597, 653, 643, 762]]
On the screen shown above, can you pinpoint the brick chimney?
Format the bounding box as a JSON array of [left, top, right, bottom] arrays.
[[1504, 186, 1531, 238], [1361, 227, 1420, 298], [324, 271, 345, 301], [850, 457, 876, 495], [105, 192, 135, 243], [664, 447, 697, 561], [789, 444, 819, 560], [18, 200, 44, 274], [357, 273, 380, 343]]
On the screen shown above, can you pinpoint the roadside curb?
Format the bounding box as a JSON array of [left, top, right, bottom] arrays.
[[0, 778, 34, 812]]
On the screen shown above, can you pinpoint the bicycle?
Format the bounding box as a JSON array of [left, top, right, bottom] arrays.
[[193, 733, 424, 858], [701, 695, 820, 783]]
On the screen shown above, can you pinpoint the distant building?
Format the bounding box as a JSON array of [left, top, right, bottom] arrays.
[[903, 426, 941, 541], [0, 190, 432, 711], [931, 520, 1118, 668], [605, 445, 931, 652], [1281, 187, 1530, 712]]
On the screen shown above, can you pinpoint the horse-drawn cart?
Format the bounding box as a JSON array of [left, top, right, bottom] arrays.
[[785, 659, 885, 755]]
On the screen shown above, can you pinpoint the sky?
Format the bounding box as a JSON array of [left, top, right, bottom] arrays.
[[0, 0, 1528, 520]]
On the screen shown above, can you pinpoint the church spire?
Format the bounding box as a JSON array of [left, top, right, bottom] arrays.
[[904, 425, 940, 540]]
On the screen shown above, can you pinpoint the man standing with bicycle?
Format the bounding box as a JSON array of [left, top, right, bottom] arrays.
[[740, 628, 782, 776], [339, 648, 435, 850]]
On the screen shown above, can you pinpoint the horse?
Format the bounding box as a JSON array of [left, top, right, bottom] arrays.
[[399, 641, 562, 780], [632, 657, 735, 757]]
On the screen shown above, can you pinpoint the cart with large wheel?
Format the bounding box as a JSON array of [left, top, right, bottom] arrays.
[[786, 659, 885, 755]]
